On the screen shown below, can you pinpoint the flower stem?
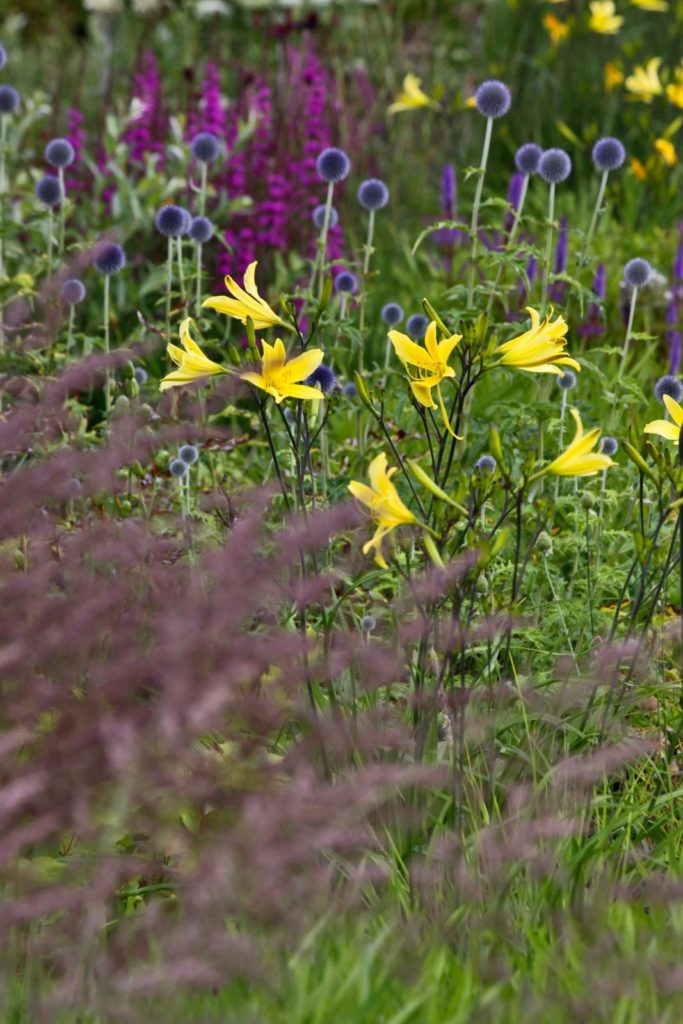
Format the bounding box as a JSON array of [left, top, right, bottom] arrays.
[[47, 207, 54, 276], [195, 242, 203, 318], [616, 285, 638, 383], [199, 162, 207, 217], [103, 274, 111, 414], [176, 236, 186, 306], [315, 180, 335, 300], [553, 389, 568, 503], [540, 181, 556, 316], [58, 168, 66, 257], [581, 169, 608, 271], [0, 113, 8, 284], [466, 115, 493, 309], [67, 305, 75, 357], [358, 208, 376, 354], [165, 236, 173, 341]]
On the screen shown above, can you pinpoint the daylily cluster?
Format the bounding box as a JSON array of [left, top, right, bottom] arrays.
[[348, 453, 418, 569], [388, 320, 462, 436], [493, 307, 579, 376]]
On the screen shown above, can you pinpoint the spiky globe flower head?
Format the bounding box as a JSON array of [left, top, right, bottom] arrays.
[[515, 143, 543, 175], [0, 85, 19, 114], [406, 313, 429, 340], [312, 204, 338, 230], [558, 369, 577, 390], [0, 46, 7, 70], [476, 455, 497, 473], [155, 204, 189, 238], [190, 131, 221, 164], [316, 146, 351, 183], [45, 138, 76, 169], [539, 148, 572, 184], [306, 363, 337, 394], [343, 382, 358, 398], [169, 457, 188, 478], [592, 136, 626, 172], [35, 175, 62, 207], [624, 257, 652, 288], [654, 374, 683, 403], [360, 614, 376, 634], [357, 178, 390, 211], [60, 278, 86, 305], [335, 271, 359, 294], [600, 436, 618, 456], [93, 242, 126, 276], [381, 302, 404, 327], [189, 216, 214, 244], [179, 443, 199, 465], [475, 80, 511, 119], [133, 366, 148, 386]]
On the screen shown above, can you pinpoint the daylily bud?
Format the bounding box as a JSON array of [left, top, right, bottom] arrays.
[[353, 372, 380, 418], [622, 440, 657, 482], [422, 533, 446, 569], [489, 425, 504, 464]]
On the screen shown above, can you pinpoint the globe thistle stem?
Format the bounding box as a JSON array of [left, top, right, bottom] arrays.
[[58, 167, 66, 256], [67, 304, 75, 356], [358, 208, 376, 372], [540, 181, 556, 316], [314, 180, 335, 300], [486, 172, 530, 315], [466, 114, 493, 308], [199, 162, 207, 217], [195, 243, 203, 318], [617, 285, 638, 383], [581, 169, 609, 270], [679, 427, 683, 695], [176, 236, 186, 306], [46, 207, 54, 275], [103, 274, 111, 414], [165, 235, 173, 340], [553, 387, 568, 502], [0, 113, 8, 282]]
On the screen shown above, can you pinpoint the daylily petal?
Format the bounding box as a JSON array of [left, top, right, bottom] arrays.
[[410, 381, 438, 408], [389, 330, 439, 370], [663, 393, 683, 427], [644, 418, 681, 441], [283, 384, 325, 401], [281, 348, 324, 383]]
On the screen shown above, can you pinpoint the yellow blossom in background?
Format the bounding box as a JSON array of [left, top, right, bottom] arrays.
[[630, 0, 667, 9], [543, 13, 570, 43], [240, 338, 325, 403], [160, 318, 228, 392], [547, 409, 615, 477], [388, 320, 462, 437], [588, 0, 623, 33], [625, 58, 663, 102], [666, 68, 683, 107], [604, 62, 624, 91], [644, 393, 683, 443], [654, 137, 677, 165], [493, 307, 580, 376], [348, 453, 417, 569], [630, 156, 648, 180], [388, 73, 439, 116], [203, 260, 290, 330], [464, 95, 477, 109]]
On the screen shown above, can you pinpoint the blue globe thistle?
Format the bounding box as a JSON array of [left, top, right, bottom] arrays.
[[312, 204, 338, 230], [335, 271, 359, 294], [35, 175, 62, 207], [189, 216, 214, 244], [316, 147, 350, 183], [624, 258, 652, 288], [60, 278, 86, 305], [169, 457, 188, 478], [306, 364, 337, 394], [406, 313, 429, 340], [381, 302, 404, 327], [155, 204, 189, 238], [45, 137, 75, 169], [93, 242, 126, 276], [476, 455, 497, 473], [0, 46, 7, 71], [475, 80, 511, 119], [342, 382, 358, 398], [190, 132, 221, 164], [357, 178, 389, 212], [133, 366, 148, 386], [179, 443, 199, 465], [0, 85, 19, 114], [592, 136, 626, 173], [558, 369, 577, 390], [654, 374, 683, 403], [539, 148, 572, 185], [515, 143, 542, 175], [600, 436, 618, 456], [360, 614, 376, 634]]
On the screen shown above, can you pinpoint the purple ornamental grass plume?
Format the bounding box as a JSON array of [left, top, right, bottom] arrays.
[[548, 215, 569, 304], [579, 263, 607, 338], [65, 107, 87, 193], [123, 51, 167, 166], [666, 224, 683, 373], [503, 171, 525, 235]]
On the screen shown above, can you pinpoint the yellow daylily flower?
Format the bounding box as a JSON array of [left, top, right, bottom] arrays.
[[388, 73, 439, 116], [240, 338, 324, 403], [631, 0, 667, 9], [543, 13, 570, 43], [547, 409, 615, 477], [388, 320, 462, 436], [160, 318, 229, 392], [588, 0, 623, 33], [625, 58, 663, 102], [604, 62, 624, 91], [654, 137, 677, 166], [644, 393, 683, 443], [630, 156, 648, 180], [666, 68, 683, 108], [493, 308, 580, 376], [203, 260, 289, 330], [348, 453, 417, 569]]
